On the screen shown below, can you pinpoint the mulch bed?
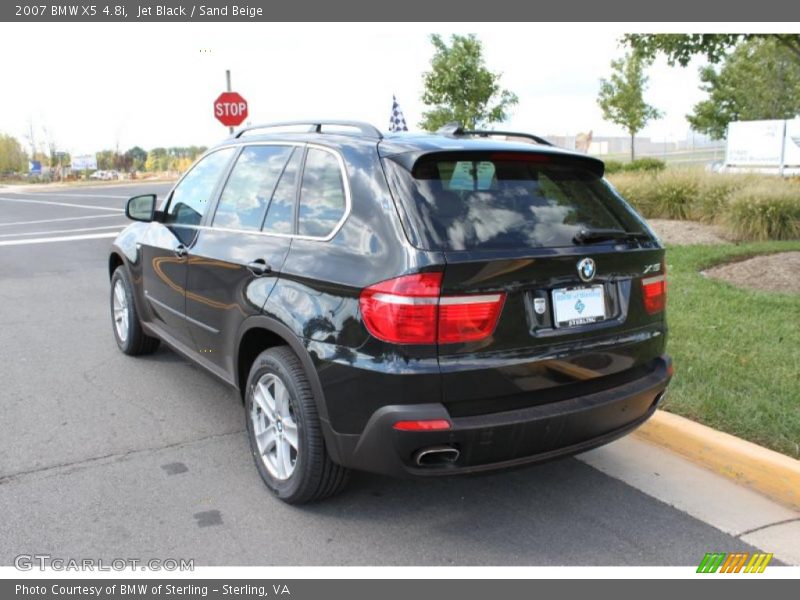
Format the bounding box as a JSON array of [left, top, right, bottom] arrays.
[[702, 252, 800, 294], [648, 219, 730, 246]]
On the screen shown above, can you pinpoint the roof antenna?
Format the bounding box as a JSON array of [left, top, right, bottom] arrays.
[[436, 122, 463, 136]]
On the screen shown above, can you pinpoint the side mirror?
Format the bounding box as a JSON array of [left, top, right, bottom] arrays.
[[126, 194, 157, 222]]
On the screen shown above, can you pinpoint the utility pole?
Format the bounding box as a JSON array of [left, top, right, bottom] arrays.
[[226, 70, 234, 135]]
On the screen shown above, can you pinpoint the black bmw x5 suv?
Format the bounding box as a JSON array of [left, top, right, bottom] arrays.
[[109, 120, 672, 503]]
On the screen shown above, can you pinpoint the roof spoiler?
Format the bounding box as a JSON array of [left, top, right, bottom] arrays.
[[389, 149, 605, 178]]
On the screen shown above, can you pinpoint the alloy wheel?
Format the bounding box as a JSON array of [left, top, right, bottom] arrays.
[[251, 373, 299, 480]]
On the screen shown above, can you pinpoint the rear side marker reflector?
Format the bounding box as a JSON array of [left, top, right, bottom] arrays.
[[393, 419, 452, 431], [359, 273, 505, 345]]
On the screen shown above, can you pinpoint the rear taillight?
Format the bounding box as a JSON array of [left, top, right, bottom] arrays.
[[438, 294, 505, 343], [641, 274, 667, 314], [359, 273, 441, 344], [359, 273, 505, 345]]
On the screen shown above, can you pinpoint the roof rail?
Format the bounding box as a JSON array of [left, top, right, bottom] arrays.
[[435, 122, 553, 146], [234, 120, 383, 139]]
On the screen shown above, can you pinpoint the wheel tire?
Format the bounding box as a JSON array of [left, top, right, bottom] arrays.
[[245, 346, 349, 504], [110, 266, 160, 356]]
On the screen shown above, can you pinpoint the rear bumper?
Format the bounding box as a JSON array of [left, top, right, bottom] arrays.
[[326, 355, 672, 478]]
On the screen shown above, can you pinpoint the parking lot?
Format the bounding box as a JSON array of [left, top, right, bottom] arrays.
[[0, 182, 796, 566]]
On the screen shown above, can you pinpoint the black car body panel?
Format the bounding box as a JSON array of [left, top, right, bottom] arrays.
[[339, 355, 669, 477], [109, 122, 671, 480]]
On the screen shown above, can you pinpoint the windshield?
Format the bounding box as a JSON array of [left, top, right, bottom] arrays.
[[384, 152, 647, 251]]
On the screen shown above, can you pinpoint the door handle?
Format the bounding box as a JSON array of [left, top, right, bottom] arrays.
[[247, 258, 272, 276], [174, 244, 187, 258]]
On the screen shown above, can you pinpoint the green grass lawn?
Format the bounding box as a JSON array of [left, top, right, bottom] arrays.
[[663, 241, 800, 458]]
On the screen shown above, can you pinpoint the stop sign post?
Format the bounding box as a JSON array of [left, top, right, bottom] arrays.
[[214, 91, 248, 130]]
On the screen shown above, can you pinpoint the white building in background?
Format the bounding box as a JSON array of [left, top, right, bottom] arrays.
[[546, 133, 722, 158], [723, 118, 800, 176]]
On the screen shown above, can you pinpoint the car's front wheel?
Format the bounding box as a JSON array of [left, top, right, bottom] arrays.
[[110, 267, 160, 356], [245, 346, 349, 504]]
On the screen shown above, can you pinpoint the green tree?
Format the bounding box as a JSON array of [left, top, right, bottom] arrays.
[[0, 133, 28, 173], [597, 53, 663, 160], [687, 38, 800, 140], [96, 149, 118, 170], [185, 145, 207, 160], [114, 151, 132, 172], [49, 150, 70, 171], [144, 152, 158, 172], [623, 33, 800, 66], [419, 33, 518, 131], [126, 146, 147, 171], [145, 147, 168, 172]]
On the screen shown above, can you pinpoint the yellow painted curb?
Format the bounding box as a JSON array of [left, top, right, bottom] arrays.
[[633, 410, 800, 511]]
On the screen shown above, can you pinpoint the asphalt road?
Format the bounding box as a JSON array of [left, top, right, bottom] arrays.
[[0, 182, 789, 566]]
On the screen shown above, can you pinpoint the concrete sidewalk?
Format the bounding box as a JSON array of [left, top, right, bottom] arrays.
[[579, 436, 800, 565]]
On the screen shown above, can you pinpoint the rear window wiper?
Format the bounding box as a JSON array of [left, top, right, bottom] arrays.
[[573, 228, 650, 244]]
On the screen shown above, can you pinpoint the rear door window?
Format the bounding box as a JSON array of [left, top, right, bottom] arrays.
[[262, 148, 302, 235], [384, 152, 643, 251], [297, 148, 347, 238]]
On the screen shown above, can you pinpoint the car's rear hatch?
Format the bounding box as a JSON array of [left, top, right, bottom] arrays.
[[382, 147, 667, 416]]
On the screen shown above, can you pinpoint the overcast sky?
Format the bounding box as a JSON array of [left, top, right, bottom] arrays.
[[0, 22, 767, 155]]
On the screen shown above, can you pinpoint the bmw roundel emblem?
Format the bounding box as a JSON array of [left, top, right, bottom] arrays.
[[577, 258, 596, 282]]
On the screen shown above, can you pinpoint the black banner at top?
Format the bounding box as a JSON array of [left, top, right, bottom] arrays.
[[2, 0, 800, 21]]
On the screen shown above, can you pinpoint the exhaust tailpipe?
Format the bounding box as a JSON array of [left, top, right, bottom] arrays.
[[414, 445, 460, 467]]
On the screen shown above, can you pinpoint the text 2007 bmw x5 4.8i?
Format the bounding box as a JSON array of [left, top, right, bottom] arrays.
[[108, 121, 672, 503]]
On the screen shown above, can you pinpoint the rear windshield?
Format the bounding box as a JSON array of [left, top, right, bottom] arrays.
[[384, 152, 645, 251]]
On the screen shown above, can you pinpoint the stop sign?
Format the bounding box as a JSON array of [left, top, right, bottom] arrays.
[[214, 92, 248, 127]]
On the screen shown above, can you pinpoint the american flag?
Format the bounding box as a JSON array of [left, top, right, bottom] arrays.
[[388, 95, 408, 132]]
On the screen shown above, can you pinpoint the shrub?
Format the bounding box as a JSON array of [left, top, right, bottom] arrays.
[[602, 158, 665, 178], [726, 184, 800, 241], [606, 171, 657, 216], [692, 175, 741, 223], [650, 171, 699, 219], [609, 170, 697, 219], [624, 157, 666, 173], [607, 170, 800, 241]]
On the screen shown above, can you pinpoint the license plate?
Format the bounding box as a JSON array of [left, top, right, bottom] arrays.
[[552, 285, 606, 328]]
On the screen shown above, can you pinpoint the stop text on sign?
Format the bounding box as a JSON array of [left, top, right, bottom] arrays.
[[214, 92, 249, 127], [216, 102, 247, 117]]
